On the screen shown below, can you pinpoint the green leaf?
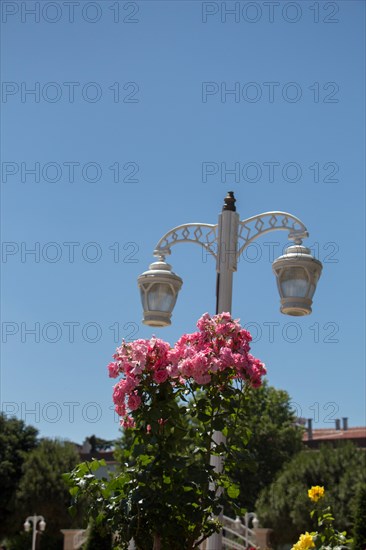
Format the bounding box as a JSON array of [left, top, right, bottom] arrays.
[[69, 486, 79, 497], [68, 505, 77, 518], [95, 512, 105, 525], [197, 411, 212, 422], [138, 454, 154, 466], [212, 417, 226, 431], [227, 483, 240, 499], [89, 458, 105, 471]]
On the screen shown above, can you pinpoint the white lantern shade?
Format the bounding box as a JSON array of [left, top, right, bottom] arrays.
[[24, 521, 31, 532], [146, 282, 176, 312], [272, 245, 322, 316], [137, 261, 183, 327]]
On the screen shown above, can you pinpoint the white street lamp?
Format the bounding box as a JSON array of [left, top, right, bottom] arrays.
[[272, 243, 322, 316], [24, 514, 46, 550], [137, 192, 322, 548], [138, 260, 183, 327], [138, 192, 322, 327]]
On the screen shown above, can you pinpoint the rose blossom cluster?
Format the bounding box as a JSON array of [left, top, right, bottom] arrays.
[[107, 313, 266, 427]]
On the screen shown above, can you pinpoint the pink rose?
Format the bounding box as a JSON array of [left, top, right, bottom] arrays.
[[128, 393, 141, 411], [153, 368, 169, 384], [107, 362, 120, 378]]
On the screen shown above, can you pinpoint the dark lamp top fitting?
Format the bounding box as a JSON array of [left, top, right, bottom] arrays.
[[223, 191, 236, 212]]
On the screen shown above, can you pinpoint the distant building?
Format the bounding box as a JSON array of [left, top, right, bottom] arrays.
[[302, 417, 366, 449], [75, 438, 118, 478]]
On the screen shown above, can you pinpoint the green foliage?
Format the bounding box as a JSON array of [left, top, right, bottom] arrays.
[[352, 484, 366, 550], [15, 438, 85, 549], [225, 382, 304, 512], [0, 416, 85, 549], [65, 379, 254, 549], [86, 435, 115, 452], [0, 413, 38, 538], [115, 382, 303, 517], [292, 487, 352, 549], [83, 518, 113, 550], [310, 503, 352, 548], [2, 531, 33, 550], [256, 442, 366, 546]]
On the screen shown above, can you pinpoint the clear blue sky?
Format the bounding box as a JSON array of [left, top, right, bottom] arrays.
[[1, 0, 365, 444]]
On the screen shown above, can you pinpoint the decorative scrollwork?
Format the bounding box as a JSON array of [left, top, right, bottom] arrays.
[[154, 223, 218, 259], [237, 212, 308, 258], [153, 212, 308, 262]]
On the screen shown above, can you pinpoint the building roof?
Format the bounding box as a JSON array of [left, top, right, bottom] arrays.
[[79, 450, 117, 463], [71, 440, 118, 464], [303, 426, 366, 448], [303, 426, 366, 441]]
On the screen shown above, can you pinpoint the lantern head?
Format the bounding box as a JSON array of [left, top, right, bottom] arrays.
[[272, 244, 322, 316], [137, 260, 183, 327]]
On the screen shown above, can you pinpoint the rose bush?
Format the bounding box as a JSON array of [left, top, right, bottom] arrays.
[[64, 313, 266, 550]]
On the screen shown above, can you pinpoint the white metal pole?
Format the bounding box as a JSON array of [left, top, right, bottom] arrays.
[[216, 206, 238, 313], [31, 516, 37, 550], [206, 192, 239, 550]]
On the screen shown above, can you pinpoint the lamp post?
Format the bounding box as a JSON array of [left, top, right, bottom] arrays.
[[137, 191, 322, 549], [24, 514, 46, 550]]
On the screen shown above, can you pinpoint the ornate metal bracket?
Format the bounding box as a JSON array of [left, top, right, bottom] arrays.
[[237, 211, 308, 258], [153, 223, 218, 260], [153, 212, 308, 261]]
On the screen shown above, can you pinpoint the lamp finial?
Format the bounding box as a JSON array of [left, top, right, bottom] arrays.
[[223, 191, 236, 212]]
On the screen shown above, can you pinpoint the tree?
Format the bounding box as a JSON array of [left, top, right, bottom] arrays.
[[226, 381, 304, 512], [82, 518, 113, 550], [352, 484, 366, 550], [256, 442, 366, 546], [0, 413, 38, 538], [86, 435, 115, 452], [115, 381, 304, 517], [15, 438, 85, 549]]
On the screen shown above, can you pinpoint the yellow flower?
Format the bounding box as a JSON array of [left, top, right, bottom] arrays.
[[292, 532, 315, 550], [308, 485, 325, 502]]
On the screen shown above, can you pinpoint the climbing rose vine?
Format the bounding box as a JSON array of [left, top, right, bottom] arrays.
[[65, 313, 266, 550], [108, 312, 266, 427]]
